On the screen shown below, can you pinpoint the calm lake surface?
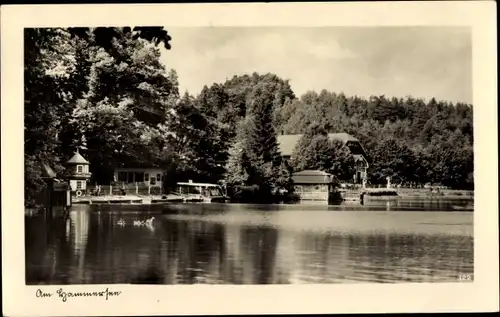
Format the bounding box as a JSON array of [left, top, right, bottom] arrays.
[[25, 199, 474, 284]]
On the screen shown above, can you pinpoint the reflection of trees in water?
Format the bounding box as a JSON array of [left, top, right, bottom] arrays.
[[66, 210, 167, 284], [154, 205, 286, 284], [159, 219, 280, 284], [289, 232, 350, 283], [158, 219, 227, 284], [26, 205, 474, 285], [268, 230, 473, 283], [344, 233, 473, 282], [239, 226, 278, 284], [25, 212, 73, 284]]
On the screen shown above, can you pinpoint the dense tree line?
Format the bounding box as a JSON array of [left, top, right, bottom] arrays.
[[277, 91, 473, 188], [25, 27, 175, 207], [25, 28, 473, 207], [290, 122, 355, 182]]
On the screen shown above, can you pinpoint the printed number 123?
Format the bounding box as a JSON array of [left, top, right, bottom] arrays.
[[458, 274, 472, 281]]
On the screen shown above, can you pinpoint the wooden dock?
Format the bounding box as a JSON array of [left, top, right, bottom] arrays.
[[340, 188, 400, 203], [73, 194, 184, 205]]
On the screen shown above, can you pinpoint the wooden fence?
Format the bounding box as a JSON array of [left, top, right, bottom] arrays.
[[86, 183, 164, 196]]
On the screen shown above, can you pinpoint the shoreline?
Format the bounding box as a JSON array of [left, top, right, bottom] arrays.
[[72, 194, 184, 204], [348, 188, 473, 199], [68, 194, 473, 207], [365, 195, 474, 200], [27, 189, 474, 210], [73, 189, 474, 204]]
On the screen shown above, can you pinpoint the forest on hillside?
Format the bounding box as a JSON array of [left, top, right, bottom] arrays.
[[24, 27, 474, 207]]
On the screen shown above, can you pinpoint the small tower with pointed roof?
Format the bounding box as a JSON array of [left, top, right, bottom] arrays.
[[67, 150, 92, 193]]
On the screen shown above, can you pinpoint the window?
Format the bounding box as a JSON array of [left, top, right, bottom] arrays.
[[76, 181, 82, 189], [356, 159, 365, 169], [135, 172, 144, 182], [150, 177, 156, 185], [156, 174, 161, 181], [209, 187, 222, 196], [118, 171, 127, 182], [145, 173, 149, 181], [77, 165, 83, 173]]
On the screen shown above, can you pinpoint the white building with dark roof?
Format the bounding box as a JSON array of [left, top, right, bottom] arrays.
[[277, 133, 369, 184], [66, 151, 92, 192]]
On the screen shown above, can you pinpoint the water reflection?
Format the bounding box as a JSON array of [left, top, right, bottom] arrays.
[[26, 200, 473, 285], [68, 210, 90, 283]]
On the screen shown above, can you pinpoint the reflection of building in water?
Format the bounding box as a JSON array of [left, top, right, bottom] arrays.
[[69, 209, 90, 282], [70, 210, 90, 254], [65, 218, 71, 242]]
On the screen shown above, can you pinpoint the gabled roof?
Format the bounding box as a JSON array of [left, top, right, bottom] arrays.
[[292, 170, 338, 184], [41, 162, 57, 178], [277, 133, 361, 157], [353, 154, 364, 162], [353, 154, 369, 167], [329, 132, 360, 143], [67, 151, 89, 164]]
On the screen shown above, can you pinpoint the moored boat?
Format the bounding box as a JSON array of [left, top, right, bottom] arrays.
[[174, 181, 228, 203]]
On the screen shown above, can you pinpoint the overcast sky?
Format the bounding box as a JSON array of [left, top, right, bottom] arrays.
[[160, 27, 472, 104]]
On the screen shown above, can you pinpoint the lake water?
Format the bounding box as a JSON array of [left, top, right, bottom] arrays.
[[25, 199, 474, 284]]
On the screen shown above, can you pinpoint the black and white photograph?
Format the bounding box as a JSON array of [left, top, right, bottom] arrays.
[[2, 2, 498, 316]]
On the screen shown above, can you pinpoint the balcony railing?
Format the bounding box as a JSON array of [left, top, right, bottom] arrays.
[[71, 171, 92, 178]]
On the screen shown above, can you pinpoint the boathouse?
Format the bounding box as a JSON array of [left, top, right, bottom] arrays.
[[292, 170, 339, 202], [278, 133, 370, 184], [40, 162, 72, 211]]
